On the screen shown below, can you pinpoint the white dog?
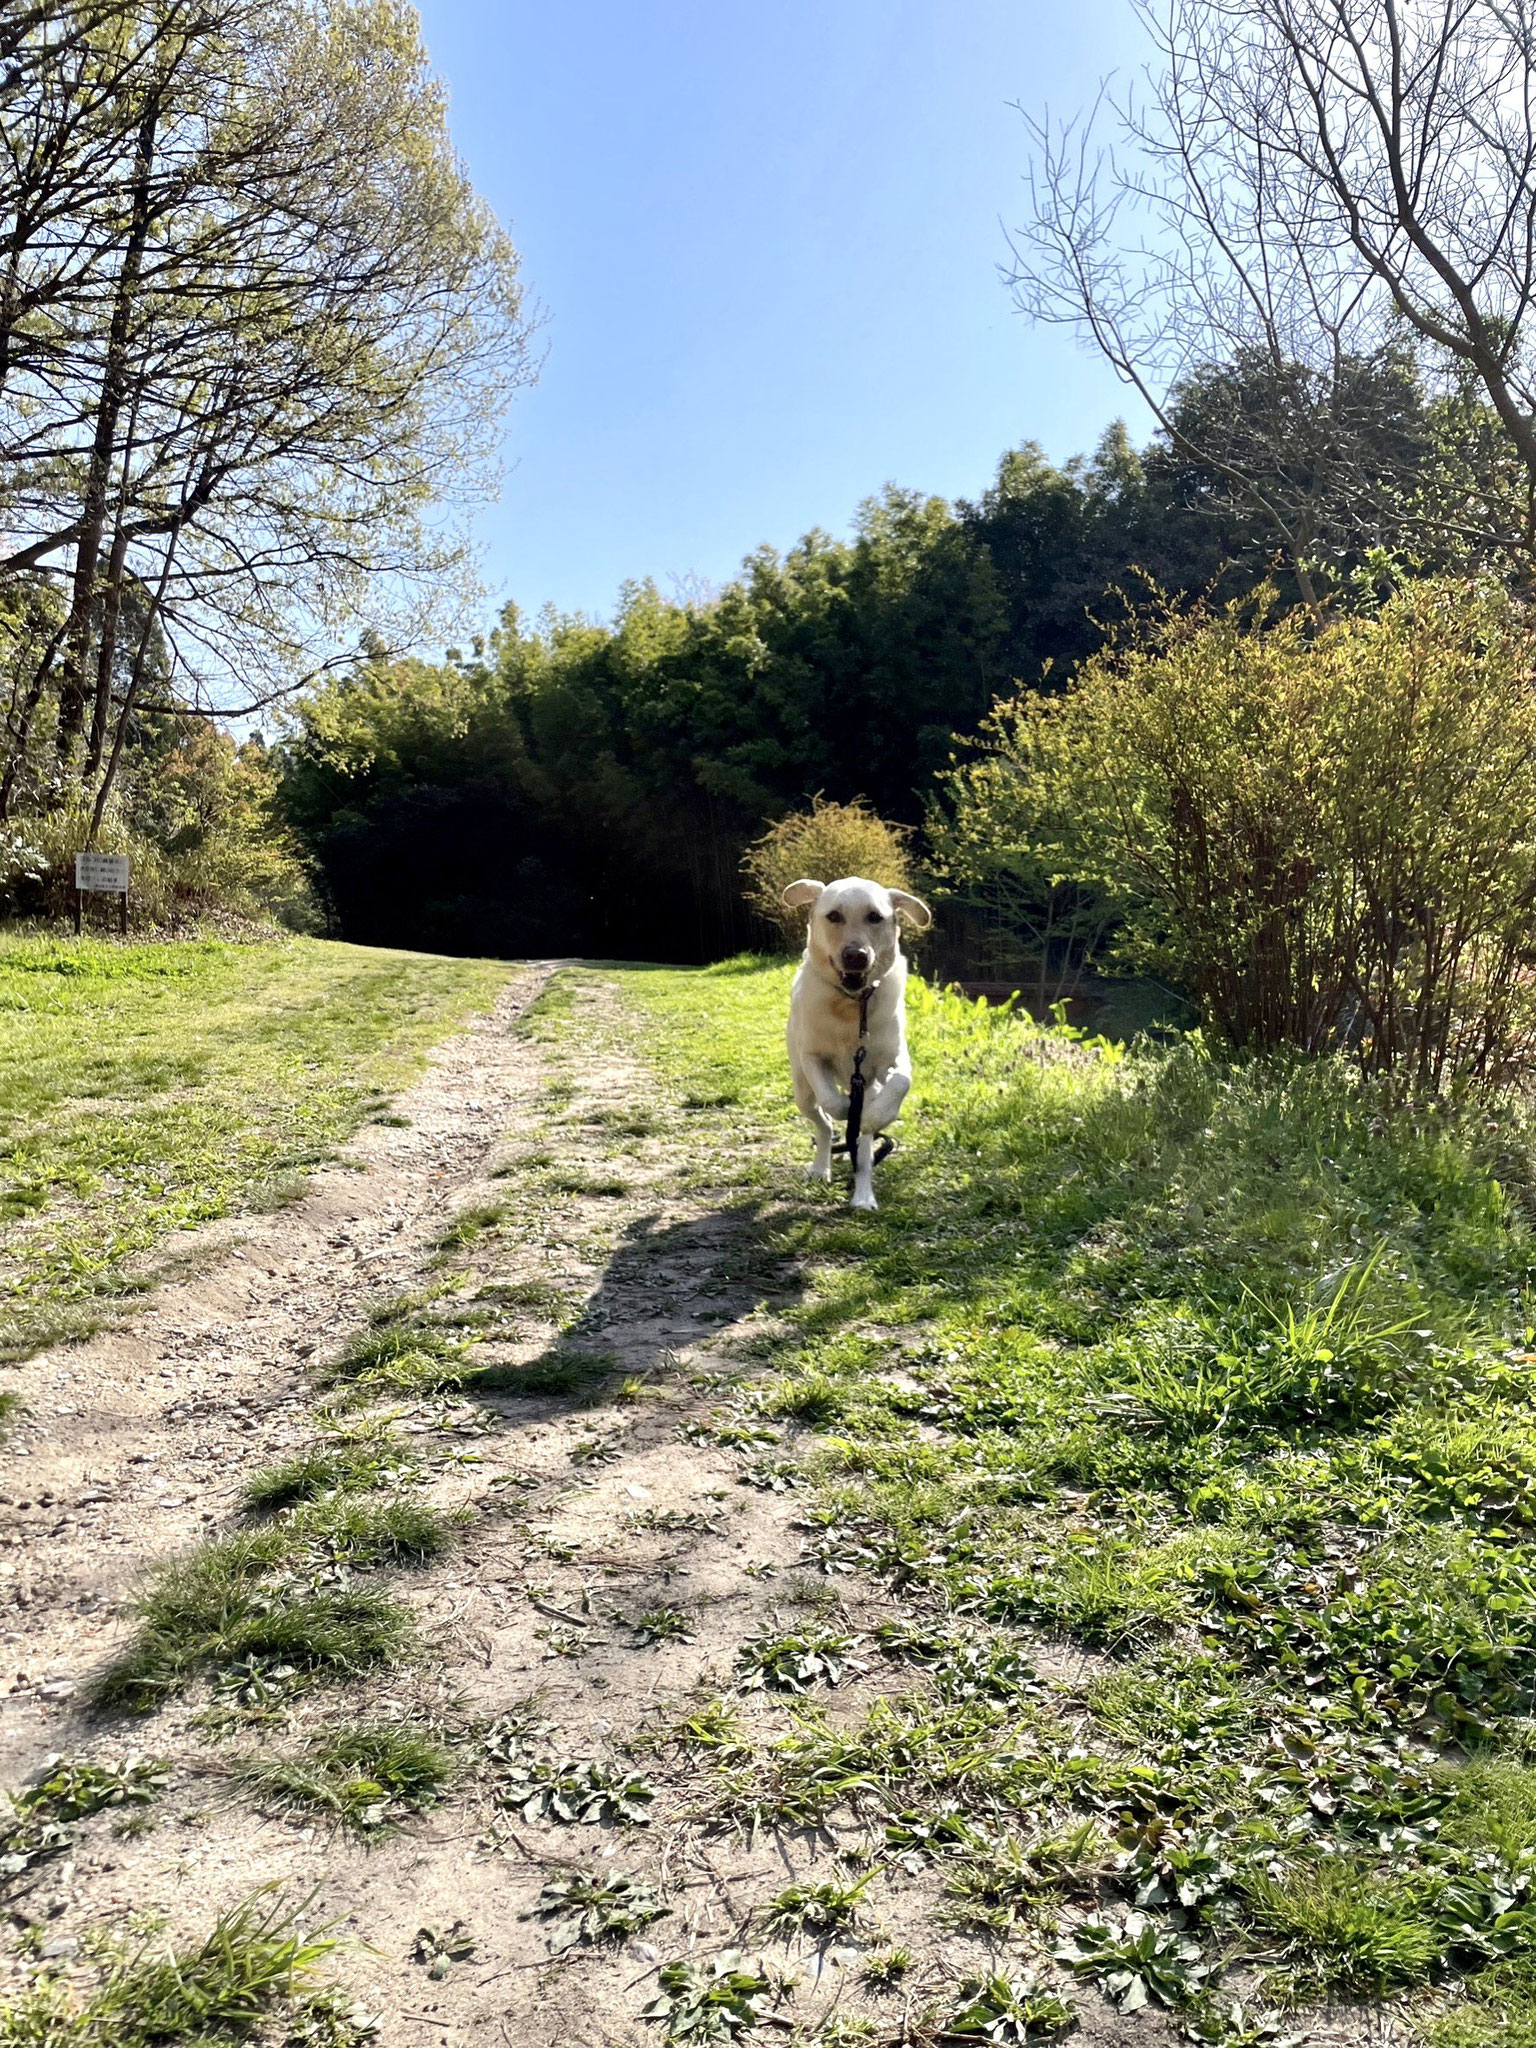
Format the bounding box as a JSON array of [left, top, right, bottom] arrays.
[[781, 875, 933, 1210]]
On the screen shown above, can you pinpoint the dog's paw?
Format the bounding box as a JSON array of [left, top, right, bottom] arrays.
[[850, 1191, 878, 1212], [807, 1160, 833, 1183]]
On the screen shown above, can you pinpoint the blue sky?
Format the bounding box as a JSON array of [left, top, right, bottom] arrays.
[[415, 0, 1154, 625]]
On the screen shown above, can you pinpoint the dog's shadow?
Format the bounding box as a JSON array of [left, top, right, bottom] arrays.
[[470, 1196, 808, 1421]]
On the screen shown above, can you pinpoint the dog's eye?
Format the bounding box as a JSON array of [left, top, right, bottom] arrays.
[[826, 909, 845, 924], [867, 910, 884, 924]]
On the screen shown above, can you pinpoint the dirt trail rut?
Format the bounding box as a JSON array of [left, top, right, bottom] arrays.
[[0, 964, 561, 1752]]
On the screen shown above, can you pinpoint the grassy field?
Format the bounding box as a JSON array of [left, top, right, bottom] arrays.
[[622, 959, 1536, 2042], [0, 934, 509, 1363]]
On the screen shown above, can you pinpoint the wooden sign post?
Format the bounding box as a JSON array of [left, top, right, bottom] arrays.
[[74, 851, 130, 936]]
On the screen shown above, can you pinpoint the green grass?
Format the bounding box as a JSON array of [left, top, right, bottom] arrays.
[[469, 1347, 618, 1400], [320, 1315, 473, 1401], [241, 1424, 417, 1512], [613, 956, 1536, 2033], [0, 1887, 340, 2044], [95, 1495, 448, 1711], [0, 934, 508, 1361], [247, 1722, 454, 1833], [433, 1200, 509, 1251], [545, 1168, 630, 1198]]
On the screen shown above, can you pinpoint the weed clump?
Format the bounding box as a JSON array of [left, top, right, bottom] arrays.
[[523, 1871, 668, 1952], [736, 1628, 863, 1693], [434, 1201, 508, 1252], [764, 1873, 871, 1938], [321, 1318, 471, 1400], [94, 1497, 446, 1711], [242, 1427, 416, 1512], [248, 1723, 454, 1833], [0, 1886, 339, 2043], [640, 1952, 772, 2040], [0, 1757, 166, 1878], [941, 1972, 1076, 2042]]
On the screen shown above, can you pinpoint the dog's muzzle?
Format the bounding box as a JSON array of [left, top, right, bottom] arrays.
[[838, 948, 872, 993]]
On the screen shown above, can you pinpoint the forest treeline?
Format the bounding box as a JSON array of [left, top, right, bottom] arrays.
[[273, 340, 1511, 963]]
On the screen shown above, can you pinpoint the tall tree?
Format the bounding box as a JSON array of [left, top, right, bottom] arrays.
[[0, 0, 535, 822], [1012, 0, 1536, 585]]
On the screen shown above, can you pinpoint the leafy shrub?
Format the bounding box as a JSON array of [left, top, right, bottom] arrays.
[[1, 730, 318, 932], [928, 702, 1125, 1000], [937, 579, 1536, 1088], [742, 795, 917, 943]]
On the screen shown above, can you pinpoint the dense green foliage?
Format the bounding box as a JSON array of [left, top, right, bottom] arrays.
[[274, 429, 1253, 960], [936, 577, 1536, 1083], [276, 350, 1529, 969], [619, 958, 1536, 2035]]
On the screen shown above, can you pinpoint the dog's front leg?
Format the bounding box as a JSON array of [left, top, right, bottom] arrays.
[[793, 1065, 837, 1182], [850, 1132, 877, 1211], [863, 1070, 910, 1132], [809, 1105, 835, 1182], [807, 1056, 852, 1123]]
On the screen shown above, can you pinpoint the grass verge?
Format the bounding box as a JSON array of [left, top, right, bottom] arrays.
[[619, 957, 1536, 2038], [0, 934, 509, 1363]]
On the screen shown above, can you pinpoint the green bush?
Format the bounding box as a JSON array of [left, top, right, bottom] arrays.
[[0, 729, 319, 931], [938, 579, 1536, 1087], [742, 795, 917, 944]]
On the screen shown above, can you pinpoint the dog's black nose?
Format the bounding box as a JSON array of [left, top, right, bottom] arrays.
[[840, 944, 871, 975]]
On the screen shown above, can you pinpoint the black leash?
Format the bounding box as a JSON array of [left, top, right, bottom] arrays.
[[832, 986, 894, 1173]]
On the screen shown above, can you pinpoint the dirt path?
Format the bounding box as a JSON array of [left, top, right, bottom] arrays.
[[0, 964, 561, 1756], [0, 967, 1174, 2048], [0, 970, 879, 2046]]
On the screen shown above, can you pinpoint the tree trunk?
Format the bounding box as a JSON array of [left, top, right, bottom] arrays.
[[52, 90, 159, 777], [83, 515, 131, 782], [88, 533, 178, 841], [0, 620, 66, 822]]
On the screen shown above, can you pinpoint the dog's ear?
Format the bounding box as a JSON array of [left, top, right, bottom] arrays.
[[889, 889, 933, 931], [780, 879, 824, 911]]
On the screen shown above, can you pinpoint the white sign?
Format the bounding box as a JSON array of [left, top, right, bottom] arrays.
[[75, 852, 129, 893]]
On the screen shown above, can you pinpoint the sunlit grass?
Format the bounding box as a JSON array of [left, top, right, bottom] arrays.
[[0, 934, 508, 1361], [616, 956, 1536, 2032]]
